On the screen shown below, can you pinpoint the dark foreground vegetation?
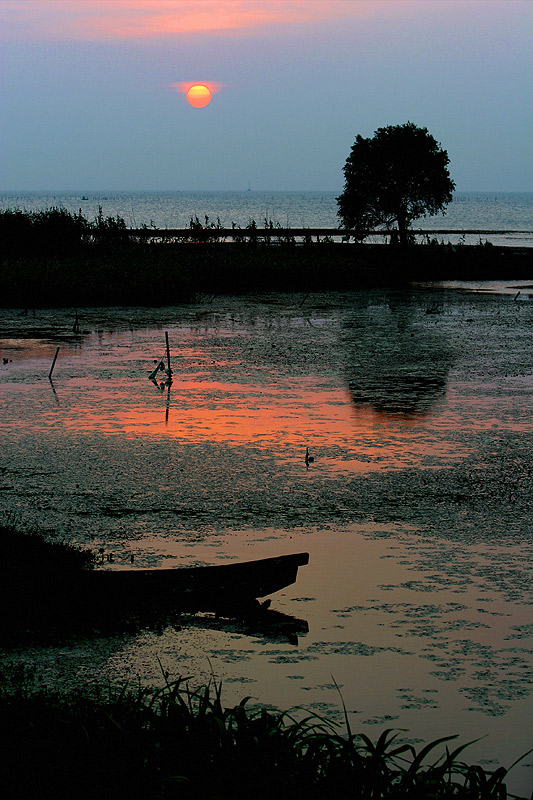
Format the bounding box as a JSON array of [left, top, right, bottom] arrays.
[[2, 523, 230, 645], [1, 208, 531, 307], [2, 522, 183, 645], [0, 674, 530, 800], [1, 525, 531, 798], [2, 521, 97, 645]]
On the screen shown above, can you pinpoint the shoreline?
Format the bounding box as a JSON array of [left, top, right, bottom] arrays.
[[2, 243, 532, 308]]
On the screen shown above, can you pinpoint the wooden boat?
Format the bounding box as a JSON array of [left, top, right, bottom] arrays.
[[81, 552, 309, 612], [2, 553, 309, 644]]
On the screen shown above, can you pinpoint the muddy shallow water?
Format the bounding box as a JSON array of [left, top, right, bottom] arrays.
[[1, 286, 532, 794]]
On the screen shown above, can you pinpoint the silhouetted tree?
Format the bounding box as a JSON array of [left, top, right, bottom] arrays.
[[337, 122, 455, 245]]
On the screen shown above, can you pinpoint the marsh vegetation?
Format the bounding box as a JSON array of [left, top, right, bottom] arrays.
[[1, 666, 530, 800], [0, 208, 530, 307]]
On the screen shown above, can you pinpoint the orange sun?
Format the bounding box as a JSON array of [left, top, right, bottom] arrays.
[[186, 84, 212, 108]]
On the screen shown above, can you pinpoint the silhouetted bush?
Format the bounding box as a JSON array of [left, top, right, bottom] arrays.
[[0, 206, 130, 259]]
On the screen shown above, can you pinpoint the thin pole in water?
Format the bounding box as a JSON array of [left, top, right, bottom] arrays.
[[165, 331, 172, 379], [48, 346, 60, 380]]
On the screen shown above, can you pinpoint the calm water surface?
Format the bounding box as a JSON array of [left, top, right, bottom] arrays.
[[0, 288, 532, 794]]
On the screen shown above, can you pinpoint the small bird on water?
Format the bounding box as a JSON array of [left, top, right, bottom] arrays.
[[305, 447, 314, 467]]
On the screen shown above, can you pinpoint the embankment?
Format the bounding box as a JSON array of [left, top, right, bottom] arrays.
[[2, 242, 532, 307]]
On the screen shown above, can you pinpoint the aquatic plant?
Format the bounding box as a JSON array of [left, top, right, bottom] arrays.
[[0, 673, 529, 799]]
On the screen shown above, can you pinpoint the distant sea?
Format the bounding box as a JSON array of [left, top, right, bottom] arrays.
[[1, 190, 532, 246]]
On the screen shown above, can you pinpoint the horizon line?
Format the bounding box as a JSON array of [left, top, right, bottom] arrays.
[[1, 188, 531, 195]]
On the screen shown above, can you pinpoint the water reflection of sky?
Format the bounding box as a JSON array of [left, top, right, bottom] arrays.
[[0, 292, 532, 795], [0, 369, 470, 472]]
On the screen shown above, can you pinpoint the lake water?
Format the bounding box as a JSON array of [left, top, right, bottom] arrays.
[[0, 287, 532, 794], [1, 190, 532, 247]]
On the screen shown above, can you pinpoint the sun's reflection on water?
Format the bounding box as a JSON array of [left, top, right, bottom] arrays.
[[6, 374, 472, 474]]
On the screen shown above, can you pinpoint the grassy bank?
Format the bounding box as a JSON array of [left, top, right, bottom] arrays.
[[3, 241, 532, 308], [0, 525, 299, 646], [1, 208, 531, 307], [1, 522, 99, 645], [0, 674, 529, 800]]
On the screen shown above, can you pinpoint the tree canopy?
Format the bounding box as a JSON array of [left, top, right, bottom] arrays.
[[337, 122, 455, 245]]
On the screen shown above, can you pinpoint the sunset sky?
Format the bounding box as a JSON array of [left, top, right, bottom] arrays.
[[1, 0, 531, 192]]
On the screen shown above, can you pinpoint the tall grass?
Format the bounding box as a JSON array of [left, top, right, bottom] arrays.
[[1, 207, 531, 307], [0, 673, 529, 799]]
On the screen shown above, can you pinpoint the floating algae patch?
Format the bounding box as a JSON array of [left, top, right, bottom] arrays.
[[363, 714, 401, 725], [307, 641, 411, 657], [429, 668, 467, 682], [506, 625, 533, 640], [207, 649, 255, 663], [398, 692, 440, 710]]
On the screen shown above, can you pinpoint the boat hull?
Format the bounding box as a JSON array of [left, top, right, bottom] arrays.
[[82, 552, 309, 611]]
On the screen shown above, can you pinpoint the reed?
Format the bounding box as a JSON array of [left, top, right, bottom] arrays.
[[0, 206, 130, 257], [0, 673, 529, 799]]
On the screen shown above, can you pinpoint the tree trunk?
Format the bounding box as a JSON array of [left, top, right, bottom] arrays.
[[397, 210, 409, 246]]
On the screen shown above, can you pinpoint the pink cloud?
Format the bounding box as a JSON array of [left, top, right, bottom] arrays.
[[0, 1, 382, 41]]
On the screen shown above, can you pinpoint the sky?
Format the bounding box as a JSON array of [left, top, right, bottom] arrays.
[[1, 0, 532, 192]]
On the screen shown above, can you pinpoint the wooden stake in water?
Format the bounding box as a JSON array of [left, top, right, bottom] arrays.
[[48, 346, 60, 380], [165, 331, 172, 379]]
